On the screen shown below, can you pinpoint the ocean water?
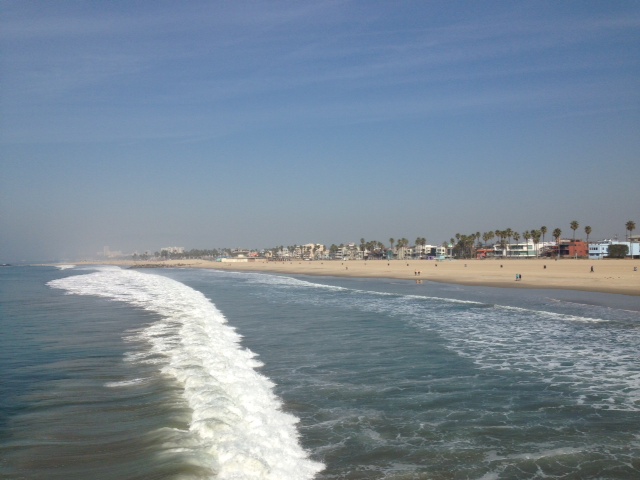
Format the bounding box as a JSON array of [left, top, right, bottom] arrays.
[[1, 265, 639, 479]]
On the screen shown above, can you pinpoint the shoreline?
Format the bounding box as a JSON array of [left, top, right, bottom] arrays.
[[67, 258, 640, 297]]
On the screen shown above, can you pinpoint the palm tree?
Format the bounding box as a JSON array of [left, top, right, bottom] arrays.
[[523, 230, 531, 257], [389, 238, 395, 251], [541, 226, 548, 249], [570, 220, 579, 242], [626, 220, 636, 242], [584, 226, 592, 245], [415, 237, 427, 258], [467, 234, 476, 258], [626, 221, 636, 258], [493, 230, 503, 256], [395, 238, 409, 259], [553, 228, 562, 258], [505, 228, 513, 257], [531, 229, 541, 257], [481, 231, 491, 247]]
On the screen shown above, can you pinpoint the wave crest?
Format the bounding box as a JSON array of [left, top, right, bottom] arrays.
[[49, 269, 324, 479]]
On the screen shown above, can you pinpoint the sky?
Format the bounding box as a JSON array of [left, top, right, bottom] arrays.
[[1, 1, 639, 262]]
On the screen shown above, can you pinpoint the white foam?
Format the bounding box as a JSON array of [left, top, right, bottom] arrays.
[[49, 268, 324, 479], [241, 272, 348, 291], [105, 378, 149, 388], [222, 271, 640, 412], [56, 264, 76, 270]]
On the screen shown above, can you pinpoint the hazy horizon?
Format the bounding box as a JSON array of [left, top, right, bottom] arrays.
[[2, 1, 639, 263]]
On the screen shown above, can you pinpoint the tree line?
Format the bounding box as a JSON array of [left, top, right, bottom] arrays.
[[131, 220, 636, 261]]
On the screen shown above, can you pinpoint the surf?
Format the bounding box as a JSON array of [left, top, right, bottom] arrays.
[[49, 267, 324, 480]]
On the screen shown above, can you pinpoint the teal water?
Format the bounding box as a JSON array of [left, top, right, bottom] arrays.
[[1, 265, 639, 479]]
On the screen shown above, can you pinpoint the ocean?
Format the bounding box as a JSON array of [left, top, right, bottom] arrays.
[[1, 265, 639, 479]]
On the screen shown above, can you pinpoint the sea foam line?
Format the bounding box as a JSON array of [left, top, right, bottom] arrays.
[[240, 270, 610, 322], [224, 270, 640, 411], [49, 268, 324, 480]]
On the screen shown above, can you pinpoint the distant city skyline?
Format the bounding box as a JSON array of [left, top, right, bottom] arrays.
[[2, 1, 639, 262]]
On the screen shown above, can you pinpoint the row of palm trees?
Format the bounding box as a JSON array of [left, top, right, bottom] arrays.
[[211, 220, 637, 261], [359, 221, 636, 260], [449, 220, 636, 259]]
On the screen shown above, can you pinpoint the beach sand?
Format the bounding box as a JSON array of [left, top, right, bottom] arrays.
[[83, 258, 640, 296]]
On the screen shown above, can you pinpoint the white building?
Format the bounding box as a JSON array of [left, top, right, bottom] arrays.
[[492, 240, 536, 257], [589, 240, 640, 259], [161, 246, 184, 255], [412, 244, 446, 259], [507, 240, 537, 257]]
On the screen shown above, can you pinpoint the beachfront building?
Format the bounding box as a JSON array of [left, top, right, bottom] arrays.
[[330, 243, 360, 260], [434, 245, 447, 258], [560, 240, 589, 258], [395, 245, 413, 260], [589, 240, 640, 259], [507, 240, 537, 258], [542, 240, 589, 258], [491, 240, 537, 258], [589, 242, 609, 260], [161, 247, 184, 255], [299, 243, 325, 260], [273, 247, 292, 260], [412, 244, 444, 259]]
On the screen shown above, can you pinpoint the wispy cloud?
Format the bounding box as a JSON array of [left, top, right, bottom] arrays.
[[1, 1, 638, 142]]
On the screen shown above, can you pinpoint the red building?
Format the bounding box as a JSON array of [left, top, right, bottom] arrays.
[[559, 240, 589, 258], [542, 240, 589, 258]]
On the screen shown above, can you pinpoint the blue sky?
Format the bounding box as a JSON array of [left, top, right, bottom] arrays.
[[1, 1, 639, 261]]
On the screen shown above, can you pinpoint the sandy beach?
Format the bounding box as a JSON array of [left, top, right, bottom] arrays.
[[80, 258, 640, 297]]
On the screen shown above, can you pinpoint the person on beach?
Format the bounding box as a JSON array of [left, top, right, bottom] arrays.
[[591, 266, 594, 273]]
